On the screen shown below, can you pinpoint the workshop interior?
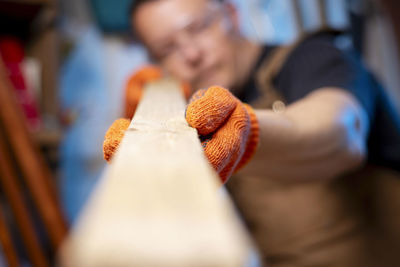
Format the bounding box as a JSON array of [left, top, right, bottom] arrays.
[[1, 0, 400, 266]]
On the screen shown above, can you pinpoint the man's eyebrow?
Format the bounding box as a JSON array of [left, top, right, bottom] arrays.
[[149, 14, 196, 44], [149, 37, 173, 51]]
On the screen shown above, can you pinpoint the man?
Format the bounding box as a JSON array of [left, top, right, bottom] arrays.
[[107, 0, 400, 265]]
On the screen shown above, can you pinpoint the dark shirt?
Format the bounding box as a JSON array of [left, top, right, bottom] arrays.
[[238, 32, 400, 172]]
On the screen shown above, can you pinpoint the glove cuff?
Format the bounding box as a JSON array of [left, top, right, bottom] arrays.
[[234, 103, 259, 172]]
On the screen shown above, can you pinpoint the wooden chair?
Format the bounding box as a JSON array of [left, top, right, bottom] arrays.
[[0, 58, 67, 266]]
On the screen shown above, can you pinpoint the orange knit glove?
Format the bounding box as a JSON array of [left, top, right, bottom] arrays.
[[124, 65, 191, 119], [103, 118, 130, 162], [186, 86, 259, 183]]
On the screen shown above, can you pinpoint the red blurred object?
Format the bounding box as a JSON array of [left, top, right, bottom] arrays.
[[0, 37, 41, 131]]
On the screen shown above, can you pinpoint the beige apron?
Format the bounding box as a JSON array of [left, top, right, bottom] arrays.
[[227, 32, 400, 267]]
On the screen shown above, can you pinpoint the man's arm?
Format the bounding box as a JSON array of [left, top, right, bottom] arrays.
[[240, 87, 369, 181]]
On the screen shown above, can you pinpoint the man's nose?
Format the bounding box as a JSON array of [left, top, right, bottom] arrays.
[[177, 35, 202, 66], [181, 45, 202, 65]]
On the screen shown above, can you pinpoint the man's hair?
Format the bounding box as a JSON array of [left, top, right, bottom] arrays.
[[129, 0, 224, 18], [129, 0, 225, 40], [129, 0, 156, 18], [129, 0, 157, 40]]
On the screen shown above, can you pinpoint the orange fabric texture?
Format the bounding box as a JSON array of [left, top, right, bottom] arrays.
[[103, 118, 130, 162], [235, 104, 260, 171], [186, 86, 259, 183]]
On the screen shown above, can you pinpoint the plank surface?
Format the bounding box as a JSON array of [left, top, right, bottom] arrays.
[[59, 78, 253, 266]]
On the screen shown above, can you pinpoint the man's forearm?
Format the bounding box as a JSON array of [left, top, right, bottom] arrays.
[[239, 88, 369, 182]]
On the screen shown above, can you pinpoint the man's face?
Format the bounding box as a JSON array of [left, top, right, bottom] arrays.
[[133, 0, 239, 90]]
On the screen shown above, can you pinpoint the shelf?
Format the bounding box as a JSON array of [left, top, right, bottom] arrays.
[[1, 0, 61, 172], [0, 1, 45, 20], [0, 0, 54, 8], [0, 0, 56, 40]]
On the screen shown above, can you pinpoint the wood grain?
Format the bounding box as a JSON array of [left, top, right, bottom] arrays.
[[60, 78, 253, 267]]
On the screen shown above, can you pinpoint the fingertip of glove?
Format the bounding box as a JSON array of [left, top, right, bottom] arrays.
[[186, 86, 237, 135], [189, 88, 207, 103], [104, 118, 130, 137], [103, 118, 131, 162], [135, 65, 162, 82], [126, 65, 162, 90], [181, 81, 193, 100]]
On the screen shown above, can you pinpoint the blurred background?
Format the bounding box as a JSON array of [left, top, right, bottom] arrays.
[[0, 0, 400, 265]]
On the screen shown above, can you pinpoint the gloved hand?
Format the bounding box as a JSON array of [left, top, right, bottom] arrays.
[[104, 65, 192, 161], [186, 86, 259, 183]]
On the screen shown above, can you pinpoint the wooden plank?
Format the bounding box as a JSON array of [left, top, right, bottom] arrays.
[[60, 78, 254, 266]]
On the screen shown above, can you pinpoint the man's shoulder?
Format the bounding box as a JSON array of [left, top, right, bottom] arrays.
[[285, 30, 352, 65], [256, 30, 353, 83]]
